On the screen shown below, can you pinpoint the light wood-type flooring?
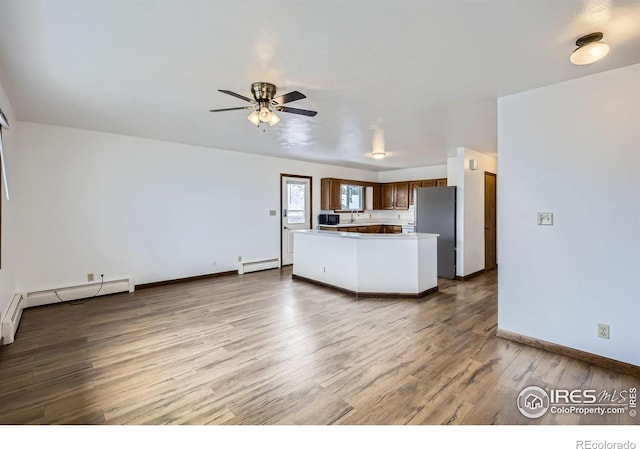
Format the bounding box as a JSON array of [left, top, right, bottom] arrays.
[[0, 268, 637, 424]]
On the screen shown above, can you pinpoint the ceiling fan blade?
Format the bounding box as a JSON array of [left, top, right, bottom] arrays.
[[218, 90, 253, 103], [277, 106, 318, 117], [209, 107, 251, 112], [272, 90, 306, 105]]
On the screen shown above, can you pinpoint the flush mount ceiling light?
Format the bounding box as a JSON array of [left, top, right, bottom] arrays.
[[371, 150, 386, 160], [570, 32, 610, 65], [209, 82, 317, 128]]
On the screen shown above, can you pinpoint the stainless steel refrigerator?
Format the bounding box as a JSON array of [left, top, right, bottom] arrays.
[[414, 186, 457, 279]]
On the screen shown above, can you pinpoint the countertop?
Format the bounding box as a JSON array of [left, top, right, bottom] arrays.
[[294, 229, 437, 240], [318, 222, 414, 228]]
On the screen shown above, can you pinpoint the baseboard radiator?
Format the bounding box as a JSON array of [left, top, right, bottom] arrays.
[[238, 258, 280, 274], [26, 276, 135, 308], [1, 293, 26, 345]]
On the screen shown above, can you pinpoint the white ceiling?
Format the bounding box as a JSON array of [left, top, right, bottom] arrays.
[[0, 1, 639, 170]]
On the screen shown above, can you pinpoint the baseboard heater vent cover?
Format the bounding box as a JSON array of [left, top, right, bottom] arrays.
[[238, 258, 280, 274], [2, 293, 25, 345], [25, 277, 135, 308]]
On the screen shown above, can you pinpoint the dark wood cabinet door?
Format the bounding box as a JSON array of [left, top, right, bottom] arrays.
[[381, 184, 395, 209], [409, 181, 422, 206], [394, 182, 409, 209], [320, 179, 331, 210], [422, 179, 437, 188], [373, 184, 382, 210], [330, 180, 341, 210]]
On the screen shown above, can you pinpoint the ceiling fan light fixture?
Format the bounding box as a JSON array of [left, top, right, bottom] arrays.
[[259, 106, 272, 123], [371, 150, 386, 160], [570, 32, 609, 65], [211, 82, 317, 127], [268, 111, 280, 126], [247, 110, 260, 126]]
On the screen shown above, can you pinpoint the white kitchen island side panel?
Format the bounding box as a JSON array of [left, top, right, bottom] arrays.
[[356, 239, 419, 293], [292, 231, 359, 291], [418, 237, 438, 292], [292, 230, 438, 296]]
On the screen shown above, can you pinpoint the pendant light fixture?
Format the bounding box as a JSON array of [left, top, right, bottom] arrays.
[[570, 32, 610, 65]]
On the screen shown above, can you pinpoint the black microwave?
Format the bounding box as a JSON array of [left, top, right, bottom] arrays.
[[319, 214, 340, 225]]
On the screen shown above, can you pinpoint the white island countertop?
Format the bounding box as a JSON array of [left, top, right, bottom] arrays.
[[291, 230, 439, 298]]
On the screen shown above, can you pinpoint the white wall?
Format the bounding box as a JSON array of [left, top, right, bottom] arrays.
[[0, 79, 18, 339], [448, 147, 497, 277], [461, 147, 497, 276], [12, 122, 377, 291], [377, 164, 447, 183], [446, 157, 458, 187], [498, 63, 640, 365]]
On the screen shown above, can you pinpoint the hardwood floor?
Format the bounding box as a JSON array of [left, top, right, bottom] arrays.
[[0, 268, 637, 424]]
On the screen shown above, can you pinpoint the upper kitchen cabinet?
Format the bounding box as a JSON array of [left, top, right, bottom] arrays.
[[408, 178, 447, 205], [322, 177, 447, 210], [320, 178, 342, 210], [381, 183, 395, 210], [381, 182, 409, 210], [409, 181, 423, 206], [321, 178, 375, 211], [394, 182, 409, 209]]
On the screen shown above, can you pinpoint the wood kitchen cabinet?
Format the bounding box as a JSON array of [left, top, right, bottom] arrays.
[[381, 182, 409, 210], [320, 178, 342, 210], [409, 178, 448, 205], [381, 184, 395, 210], [322, 177, 447, 211], [394, 182, 409, 209], [318, 225, 400, 234]]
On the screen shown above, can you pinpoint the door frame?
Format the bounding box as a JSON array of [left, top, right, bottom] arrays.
[[484, 171, 497, 271], [280, 173, 313, 267]]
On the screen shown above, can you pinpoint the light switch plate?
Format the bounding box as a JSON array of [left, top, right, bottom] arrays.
[[537, 212, 553, 226], [269, 210, 277, 216]]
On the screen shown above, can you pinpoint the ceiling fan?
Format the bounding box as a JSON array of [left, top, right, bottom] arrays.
[[209, 82, 317, 127]]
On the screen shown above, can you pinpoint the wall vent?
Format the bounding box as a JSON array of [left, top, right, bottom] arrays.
[[238, 258, 280, 274], [2, 293, 25, 345]]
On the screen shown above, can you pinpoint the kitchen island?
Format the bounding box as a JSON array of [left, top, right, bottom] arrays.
[[292, 230, 439, 298]]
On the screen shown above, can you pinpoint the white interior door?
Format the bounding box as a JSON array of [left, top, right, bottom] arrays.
[[281, 176, 311, 266]]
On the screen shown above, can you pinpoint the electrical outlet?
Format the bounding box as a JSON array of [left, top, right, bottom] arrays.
[[238, 256, 242, 262], [87, 273, 94, 282], [598, 323, 610, 339], [397, 214, 401, 219], [269, 210, 276, 216], [212, 259, 217, 267], [537, 212, 553, 226]]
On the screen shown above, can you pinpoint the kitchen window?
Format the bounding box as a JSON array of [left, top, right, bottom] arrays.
[[340, 184, 363, 211]]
